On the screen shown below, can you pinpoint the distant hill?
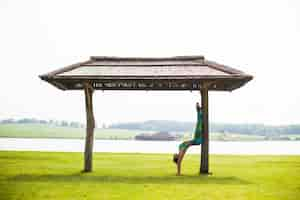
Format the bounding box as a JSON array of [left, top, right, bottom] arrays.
[[1, 118, 300, 138], [109, 120, 300, 136], [110, 120, 194, 133], [0, 121, 299, 141]]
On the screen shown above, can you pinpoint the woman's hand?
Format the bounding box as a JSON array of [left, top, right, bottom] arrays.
[[196, 102, 201, 111]]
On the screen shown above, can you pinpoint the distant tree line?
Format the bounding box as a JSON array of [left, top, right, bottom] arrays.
[[211, 123, 300, 136], [2, 118, 300, 136], [109, 120, 300, 135], [0, 118, 85, 128]]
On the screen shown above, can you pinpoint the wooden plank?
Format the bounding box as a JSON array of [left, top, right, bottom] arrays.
[[200, 89, 209, 174], [41, 75, 252, 91], [83, 83, 95, 172]]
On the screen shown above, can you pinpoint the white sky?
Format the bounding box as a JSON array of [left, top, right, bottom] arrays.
[[0, 0, 299, 125]]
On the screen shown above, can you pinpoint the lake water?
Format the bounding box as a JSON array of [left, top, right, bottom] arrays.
[[0, 138, 300, 155]]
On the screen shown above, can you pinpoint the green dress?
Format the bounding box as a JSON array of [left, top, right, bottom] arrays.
[[179, 110, 203, 151]]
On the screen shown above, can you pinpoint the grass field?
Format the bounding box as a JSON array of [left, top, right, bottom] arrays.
[[0, 124, 145, 139], [0, 151, 299, 200]]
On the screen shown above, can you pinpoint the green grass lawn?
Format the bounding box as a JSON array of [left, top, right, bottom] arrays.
[[0, 151, 299, 200]]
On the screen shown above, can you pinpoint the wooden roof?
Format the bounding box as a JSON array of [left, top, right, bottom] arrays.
[[39, 56, 253, 91]]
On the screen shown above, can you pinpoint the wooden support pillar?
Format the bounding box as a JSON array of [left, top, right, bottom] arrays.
[[200, 88, 209, 174], [83, 83, 95, 172]]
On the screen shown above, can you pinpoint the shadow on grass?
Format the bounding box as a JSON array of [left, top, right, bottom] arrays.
[[8, 173, 251, 185]]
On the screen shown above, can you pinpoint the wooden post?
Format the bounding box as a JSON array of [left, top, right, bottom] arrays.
[[200, 88, 209, 174], [83, 83, 95, 172]]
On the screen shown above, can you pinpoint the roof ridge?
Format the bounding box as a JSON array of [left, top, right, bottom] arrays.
[[84, 64, 206, 67], [90, 56, 205, 62]]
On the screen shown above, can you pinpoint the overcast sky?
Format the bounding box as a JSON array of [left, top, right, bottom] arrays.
[[0, 0, 299, 125]]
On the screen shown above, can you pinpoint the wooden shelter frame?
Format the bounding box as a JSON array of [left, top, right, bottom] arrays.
[[40, 56, 253, 174]]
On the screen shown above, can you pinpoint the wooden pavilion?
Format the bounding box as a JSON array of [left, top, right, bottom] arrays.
[[39, 56, 253, 174]]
